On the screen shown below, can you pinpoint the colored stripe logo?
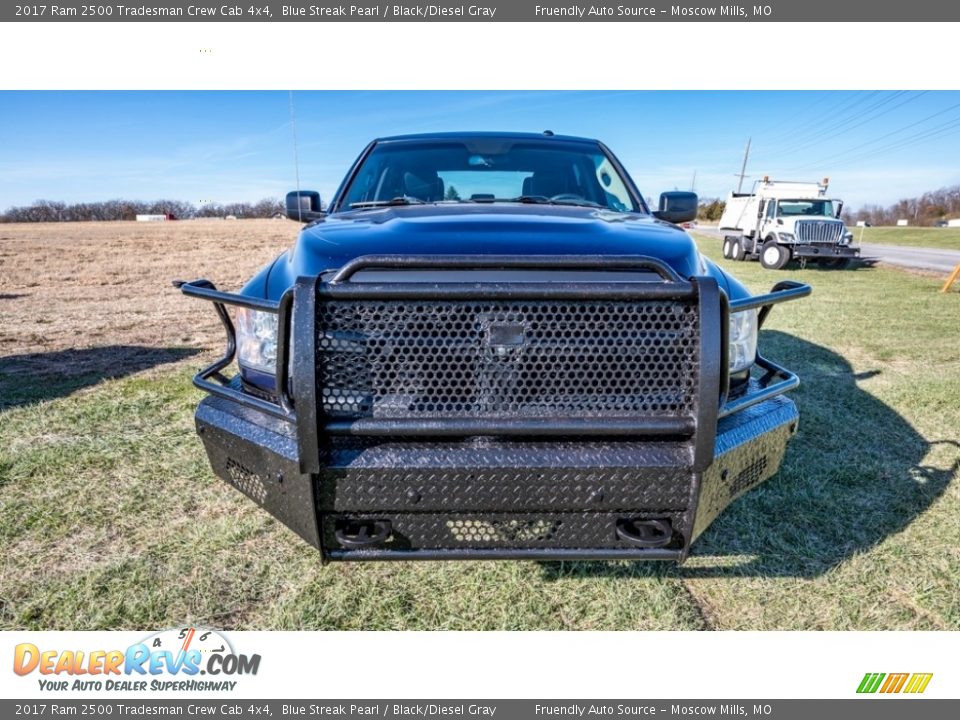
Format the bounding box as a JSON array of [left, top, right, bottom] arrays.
[[857, 672, 933, 694]]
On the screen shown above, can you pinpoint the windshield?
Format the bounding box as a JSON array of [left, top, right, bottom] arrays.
[[337, 138, 641, 212], [776, 199, 837, 218]]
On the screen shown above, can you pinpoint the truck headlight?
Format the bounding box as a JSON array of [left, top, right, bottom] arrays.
[[841, 231, 853, 245], [728, 309, 758, 374], [236, 307, 278, 373], [778, 232, 795, 243]]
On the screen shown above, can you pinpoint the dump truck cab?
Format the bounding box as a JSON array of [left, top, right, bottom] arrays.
[[178, 132, 810, 562]]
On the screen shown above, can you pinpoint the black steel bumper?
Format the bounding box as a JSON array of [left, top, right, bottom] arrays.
[[792, 244, 860, 259], [194, 390, 798, 562], [178, 255, 809, 562]]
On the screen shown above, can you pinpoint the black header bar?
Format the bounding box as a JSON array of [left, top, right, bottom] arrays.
[[1, 700, 958, 720], [5, 1, 958, 22]]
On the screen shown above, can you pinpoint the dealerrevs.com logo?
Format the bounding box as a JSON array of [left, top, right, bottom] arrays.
[[13, 627, 261, 692], [857, 673, 933, 694]]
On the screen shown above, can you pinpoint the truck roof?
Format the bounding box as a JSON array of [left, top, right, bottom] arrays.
[[375, 131, 600, 144], [733, 179, 830, 199]]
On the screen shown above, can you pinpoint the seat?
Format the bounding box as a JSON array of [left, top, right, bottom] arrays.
[[403, 170, 444, 202], [522, 172, 570, 198]]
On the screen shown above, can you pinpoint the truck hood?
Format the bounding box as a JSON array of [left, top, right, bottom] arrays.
[[276, 204, 702, 289]]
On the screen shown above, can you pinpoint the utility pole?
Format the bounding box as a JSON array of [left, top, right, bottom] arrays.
[[735, 137, 751, 193], [690, 169, 697, 192]]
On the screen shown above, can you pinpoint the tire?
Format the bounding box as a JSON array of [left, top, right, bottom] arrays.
[[722, 237, 732, 259], [759, 239, 790, 270], [731, 238, 746, 261]]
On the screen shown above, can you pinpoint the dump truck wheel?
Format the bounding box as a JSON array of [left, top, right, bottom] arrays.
[[722, 237, 733, 259], [731, 239, 746, 261], [760, 240, 790, 270]]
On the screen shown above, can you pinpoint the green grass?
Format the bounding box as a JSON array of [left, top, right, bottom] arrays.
[[849, 225, 960, 250], [1, 244, 958, 630]]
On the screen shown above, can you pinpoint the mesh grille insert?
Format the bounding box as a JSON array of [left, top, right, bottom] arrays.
[[226, 457, 266, 503], [316, 299, 700, 421], [728, 456, 769, 498], [446, 518, 561, 543]]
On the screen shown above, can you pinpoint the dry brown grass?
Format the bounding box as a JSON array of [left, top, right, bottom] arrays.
[[0, 219, 296, 361]]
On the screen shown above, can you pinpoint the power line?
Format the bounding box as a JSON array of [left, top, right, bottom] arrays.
[[747, 91, 836, 141], [753, 91, 910, 164], [751, 91, 884, 158], [785, 97, 960, 172], [824, 115, 960, 169], [772, 91, 917, 159], [792, 91, 898, 141]]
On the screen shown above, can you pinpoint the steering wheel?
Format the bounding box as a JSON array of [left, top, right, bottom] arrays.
[[549, 193, 586, 202]]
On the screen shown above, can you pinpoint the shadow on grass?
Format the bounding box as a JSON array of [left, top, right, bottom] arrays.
[[540, 330, 955, 581], [792, 258, 878, 272], [842, 257, 878, 270], [0, 345, 199, 410]]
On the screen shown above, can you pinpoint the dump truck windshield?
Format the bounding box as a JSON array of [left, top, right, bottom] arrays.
[[777, 199, 836, 217]]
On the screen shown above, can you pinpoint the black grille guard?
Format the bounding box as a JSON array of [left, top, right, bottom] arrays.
[[176, 256, 810, 473]]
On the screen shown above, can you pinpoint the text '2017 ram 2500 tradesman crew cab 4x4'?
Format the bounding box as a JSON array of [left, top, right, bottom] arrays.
[[177, 132, 810, 562]]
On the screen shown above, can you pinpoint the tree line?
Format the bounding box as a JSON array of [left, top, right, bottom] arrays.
[[6, 183, 960, 226], [697, 198, 726, 221], [840, 183, 960, 227], [0, 198, 285, 223]]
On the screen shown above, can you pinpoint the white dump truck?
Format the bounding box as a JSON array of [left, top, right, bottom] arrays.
[[718, 178, 858, 269]]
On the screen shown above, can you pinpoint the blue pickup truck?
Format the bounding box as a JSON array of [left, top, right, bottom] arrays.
[[178, 131, 810, 562]]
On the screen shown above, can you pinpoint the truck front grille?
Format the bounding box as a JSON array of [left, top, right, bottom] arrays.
[[795, 220, 843, 244], [315, 299, 700, 422]]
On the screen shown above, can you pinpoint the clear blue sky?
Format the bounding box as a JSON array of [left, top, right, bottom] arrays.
[[2, 90, 959, 211]]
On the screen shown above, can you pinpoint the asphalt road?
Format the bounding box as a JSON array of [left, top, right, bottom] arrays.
[[693, 226, 960, 275], [857, 243, 960, 275]]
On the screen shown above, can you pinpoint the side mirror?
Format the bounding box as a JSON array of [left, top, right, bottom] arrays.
[[652, 191, 698, 224], [285, 191, 324, 222], [835, 200, 844, 218]]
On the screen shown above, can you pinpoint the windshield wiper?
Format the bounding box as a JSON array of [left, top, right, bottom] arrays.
[[349, 196, 425, 209], [508, 195, 604, 208], [550, 199, 604, 208]]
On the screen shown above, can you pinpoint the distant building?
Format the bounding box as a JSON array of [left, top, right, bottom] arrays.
[[136, 214, 174, 222], [947, 218, 960, 228], [896, 219, 909, 226]]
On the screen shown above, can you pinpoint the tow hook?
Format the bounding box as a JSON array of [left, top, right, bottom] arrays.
[[334, 520, 392, 548], [615, 518, 673, 548]]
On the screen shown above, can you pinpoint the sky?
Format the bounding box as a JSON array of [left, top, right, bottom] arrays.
[[2, 90, 959, 211]]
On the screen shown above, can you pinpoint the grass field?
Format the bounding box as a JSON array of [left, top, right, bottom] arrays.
[[850, 225, 960, 250], [1, 220, 958, 630]]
